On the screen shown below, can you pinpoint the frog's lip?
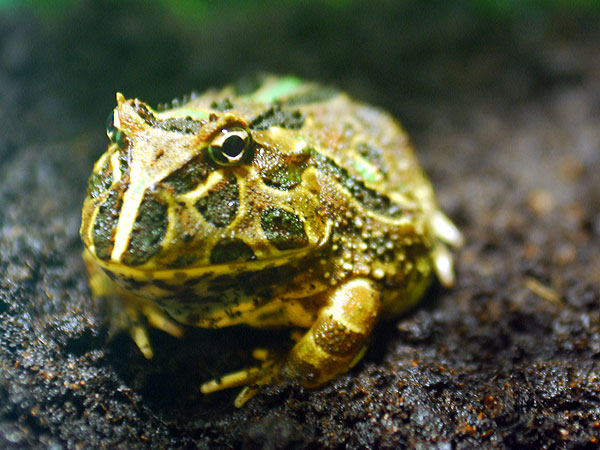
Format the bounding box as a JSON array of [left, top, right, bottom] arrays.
[[93, 247, 312, 281]]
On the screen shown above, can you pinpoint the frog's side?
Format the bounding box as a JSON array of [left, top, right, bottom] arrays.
[[80, 76, 462, 406]]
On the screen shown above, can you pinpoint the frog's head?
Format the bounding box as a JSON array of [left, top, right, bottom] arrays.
[[81, 93, 330, 283]]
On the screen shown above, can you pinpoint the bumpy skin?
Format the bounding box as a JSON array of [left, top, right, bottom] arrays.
[[80, 76, 462, 406]]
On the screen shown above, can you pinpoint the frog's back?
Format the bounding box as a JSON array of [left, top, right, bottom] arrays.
[[187, 76, 437, 218], [194, 75, 442, 313]]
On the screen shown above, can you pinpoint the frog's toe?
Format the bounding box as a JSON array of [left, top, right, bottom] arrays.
[[432, 243, 456, 288], [129, 321, 154, 359], [251, 347, 270, 361], [431, 210, 464, 247], [107, 295, 184, 359], [201, 360, 280, 407], [138, 301, 184, 339]]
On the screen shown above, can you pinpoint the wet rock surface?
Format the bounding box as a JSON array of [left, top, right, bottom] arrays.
[[1, 2, 599, 448]]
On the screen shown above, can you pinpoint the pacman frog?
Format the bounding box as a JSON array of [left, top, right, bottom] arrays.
[[80, 76, 463, 407]]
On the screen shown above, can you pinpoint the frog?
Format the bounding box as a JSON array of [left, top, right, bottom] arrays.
[[80, 75, 463, 407]]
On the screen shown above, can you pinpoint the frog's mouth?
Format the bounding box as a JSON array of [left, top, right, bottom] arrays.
[[92, 245, 315, 283]]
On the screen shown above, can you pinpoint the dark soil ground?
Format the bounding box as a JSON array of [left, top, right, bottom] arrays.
[[1, 1, 599, 448]]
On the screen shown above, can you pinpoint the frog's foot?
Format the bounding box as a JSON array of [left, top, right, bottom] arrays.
[[201, 357, 280, 407], [201, 278, 381, 407], [107, 294, 183, 359]]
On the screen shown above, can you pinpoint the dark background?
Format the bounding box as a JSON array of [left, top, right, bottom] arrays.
[[1, 0, 600, 448]]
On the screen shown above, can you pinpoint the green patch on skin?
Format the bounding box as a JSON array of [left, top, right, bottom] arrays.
[[162, 153, 212, 194], [349, 158, 381, 184], [87, 157, 113, 199], [261, 161, 309, 190], [210, 239, 256, 264], [356, 142, 388, 178], [250, 106, 304, 131], [122, 193, 169, 266], [260, 207, 308, 251], [194, 174, 239, 228], [92, 188, 123, 260], [250, 76, 303, 103], [210, 98, 234, 111], [165, 108, 211, 120], [284, 86, 339, 106], [310, 148, 404, 218]]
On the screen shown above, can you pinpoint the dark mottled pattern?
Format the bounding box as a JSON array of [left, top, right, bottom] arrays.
[[209, 273, 245, 291], [210, 98, 234, 111], [182, 273, 213, 286], [118, 150, 129, 175], [135, 102, 203, 134], [356, 142, 388, 178], [210, 239, 256, 264], [87, 157, 113, 199], [91, 188, 123, 260], [284, 86, 339, 106], [166, 253, 198, 268], [118, 275, 149, 291], [313, 319, 364, 356], [161, 152, 212, 194], [194, 174, 239, 227], [121, 192, 169, 266], [260, 207, 308, 250], [250, 106, 304, 130], [259, 150, 310, 190], [151, 279, 182, 291], [310, 148, 403, 218]]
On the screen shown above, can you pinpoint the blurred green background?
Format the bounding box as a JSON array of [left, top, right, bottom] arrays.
[[1, 0, 600, 18], [3, 0, 598, 139]]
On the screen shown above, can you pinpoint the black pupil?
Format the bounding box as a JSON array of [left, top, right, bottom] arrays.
[[222, 135, 245, 158]]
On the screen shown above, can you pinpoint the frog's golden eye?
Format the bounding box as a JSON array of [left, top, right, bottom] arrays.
[[208, 128, 252, 166], [106, 109, 130, 150]]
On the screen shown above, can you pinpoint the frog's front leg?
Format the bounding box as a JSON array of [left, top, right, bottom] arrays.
[[201, 278, 381, 407], [83, 251, 183, 359]]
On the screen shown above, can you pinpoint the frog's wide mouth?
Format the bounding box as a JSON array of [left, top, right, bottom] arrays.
[[92, 245, 313, 282]]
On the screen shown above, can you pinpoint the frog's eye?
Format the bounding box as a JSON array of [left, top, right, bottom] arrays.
[[208, 128, 252, 166], [106, 109, 130, 150]]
